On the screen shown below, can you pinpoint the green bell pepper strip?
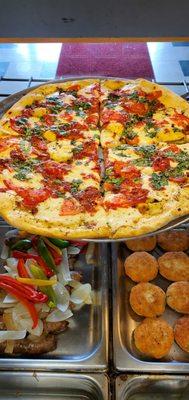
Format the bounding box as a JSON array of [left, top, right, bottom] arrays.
[[30, 264, 57, 307], [11, 239, 32, 251], [48, 238, 69, 249], [37, 238, 57, 272]]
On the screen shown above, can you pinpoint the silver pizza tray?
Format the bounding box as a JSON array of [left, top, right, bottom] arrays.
[[0, 76, 188, 242]]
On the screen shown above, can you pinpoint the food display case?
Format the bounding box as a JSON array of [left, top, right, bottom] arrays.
[[0, 75, 188, 399]]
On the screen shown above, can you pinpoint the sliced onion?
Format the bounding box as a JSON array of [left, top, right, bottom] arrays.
[[3, 294, 17, 304], [1, 243, 9, 260], [6, 258, 18, 272], [12, 303, 43, 336], [53, 282, 70, 313], [68, 280, 81, 289], [85, 243, 96, 265], [58, 249, 71, 282], [5, 229, 18, 238], [0, 330, 26, 343], [46, 308, 73, 323], [71, 283, 92, 305], [67, 246, 80, 255]]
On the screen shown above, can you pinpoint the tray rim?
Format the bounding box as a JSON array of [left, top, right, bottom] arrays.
[[0, 225, 109, 372], [0, 75, 188, 242], [115, 373, 189, 399], [112, 240, 189, 373]]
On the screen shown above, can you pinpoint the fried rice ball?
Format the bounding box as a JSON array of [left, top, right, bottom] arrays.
[[158, 252, 189, 281], [124, 252, 158, 282], [166, 281, 189, 314], [174, 316, 189, 353], [130, 282, 166, 317], [134, 317, 174, 359], [125, 236, 157, 252], [157, 231, 189, 252]]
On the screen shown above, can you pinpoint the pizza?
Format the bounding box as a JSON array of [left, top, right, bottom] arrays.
[[0, 78, 188, 239]]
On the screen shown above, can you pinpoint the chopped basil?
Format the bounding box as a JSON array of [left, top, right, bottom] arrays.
[[133, 158, 151, 167], [151, 172, 168, 189], [72, 143, 84, 154], [105, 176, 124, 189], [12, 159, 40, 180], [73, 102, 91, 111], [71, 179, 83, 193], [122, 130, 138, 140], [93, 133, 100, 139], [75, 161, 82, 165], [20, 140, 31, 154], [53, 179, 62, 185], [13, 171, 29, 181]]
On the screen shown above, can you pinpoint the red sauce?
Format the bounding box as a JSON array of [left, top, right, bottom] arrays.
[[105, 186, 148, 209], [4, 179, 51, 208], [75, 186, 102, 213], [101, 110, 127, 125]]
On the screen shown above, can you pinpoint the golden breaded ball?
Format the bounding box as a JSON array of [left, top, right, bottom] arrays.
[[174, 316, 189, 353], [130, 282, 166, 317], [157, 231, 188, 252], [134, 317, 174, 359], [124, 252, 158, 282], [125, 236, 157, 252], [158, 252, 189, 281], [166, 281, 189, 314]]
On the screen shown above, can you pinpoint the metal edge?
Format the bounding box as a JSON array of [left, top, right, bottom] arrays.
[[0, 240, 109, 371], [0, 371, 109, 399], [111, 242, 189, 373], [115, 374, 189, 400]]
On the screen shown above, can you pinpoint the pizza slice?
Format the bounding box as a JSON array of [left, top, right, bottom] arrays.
[[103, 143, 189, 238], [0, 79, 100, 140], [100, 79, 189, 148]]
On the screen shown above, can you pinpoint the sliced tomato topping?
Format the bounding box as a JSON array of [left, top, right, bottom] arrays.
[[74, 141, 98, 161], [114, 161, 141, 179], [169, 176, 187, 183], [31, 136, 48, 152], [122, 101, 147, 116], [59, 112, 73, 122], [162, 144, 180, 155], [43, 114, 55, 126], [146, 90, 162, 100], [10, 118, 25, 133], [21, 108, 33, 118], [10, 147, 26, 161], [171, 112, 189, 126], [60, 199, 82, 216], [75, 187, 102, 213], [85, 114, 98, 126], [4, 180, 51, 209], [101, 110, 127, 125], [105, 186, 148, 209], [126, 136, 139, 145], [152, 156, 170, 172], [40, 160, 70, 179]]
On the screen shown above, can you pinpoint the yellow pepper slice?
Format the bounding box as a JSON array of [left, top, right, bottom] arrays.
[[16, 277, 57, 286]]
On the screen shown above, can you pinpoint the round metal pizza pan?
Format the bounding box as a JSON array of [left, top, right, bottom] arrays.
[[0, 76, 188, 242]]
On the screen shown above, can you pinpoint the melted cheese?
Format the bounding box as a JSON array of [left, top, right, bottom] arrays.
[[47, 140, 73, 162]]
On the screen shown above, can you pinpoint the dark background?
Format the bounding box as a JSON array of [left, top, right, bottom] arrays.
[[0, 0, 189, 39]]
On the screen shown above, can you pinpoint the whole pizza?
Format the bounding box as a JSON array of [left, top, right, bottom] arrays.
[[0, 78, 188, 239]]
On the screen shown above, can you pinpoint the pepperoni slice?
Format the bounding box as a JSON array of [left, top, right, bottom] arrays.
[[31, 136, 47, 152], [4, 180, 51, 209], [74, 141, 98, 161], [74, 187, 102, 213], [10, 118, 25, 133], [40, 160, 70, 179], [85, 114, 98, 126], [114, 162, 141, 179], [10, 147, 26, 162], [101, 110, 127, 125], [105, 187, 148, 209], [21, 108, 33, 118], [43, 114, 55, 126], [152, 156, 170, 172], [60, 199, 82, 215], [122, 101, 147, 116], [171, 112, 189, 126], [169, 176, 187, 184], [146, 90, 162, 100]]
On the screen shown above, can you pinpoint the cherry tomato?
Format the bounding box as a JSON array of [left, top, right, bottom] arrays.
[[60, 199, 82, 215]]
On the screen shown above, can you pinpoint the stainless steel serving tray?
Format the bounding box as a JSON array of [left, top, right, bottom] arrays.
[[115, 374, 189, 399], [0, 371, 109, 399], [0, 223, 109, 371], [0, 76, 188, 242], [112, 228, 189, 373]]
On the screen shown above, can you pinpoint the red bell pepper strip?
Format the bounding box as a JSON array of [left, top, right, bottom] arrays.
[[0, 282, 38, 328], [0, 276, 48, 303], [12, 250, 54, 277], [46, 246, 62, 265], [17, 258, 29, 278]]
